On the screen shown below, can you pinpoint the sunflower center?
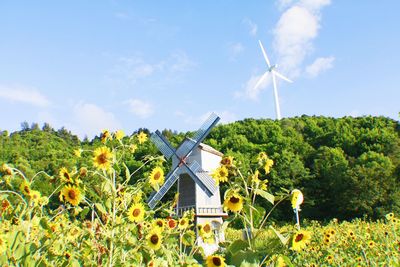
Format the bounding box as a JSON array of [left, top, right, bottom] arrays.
[[150, 234, 159, 244], [180, 220, 186, 225], [156, 221, 163, 227], [24, 186, 30, 193], [98, 153, 108, 164], [212, 257, 222, 266], [203, 224, 211, 233], [64, 172, 70, 180], [132, 208, 141, 217], [295, 233, 304, 242], [68, 190, 77, 200], [154, 172, 161, 180], [230, 196, 240, 204]]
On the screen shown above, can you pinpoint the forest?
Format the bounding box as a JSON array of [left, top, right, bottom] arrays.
[[1, 115, 399, 222]]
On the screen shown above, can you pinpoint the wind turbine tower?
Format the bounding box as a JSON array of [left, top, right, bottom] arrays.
[[254, 40, 293, 120]]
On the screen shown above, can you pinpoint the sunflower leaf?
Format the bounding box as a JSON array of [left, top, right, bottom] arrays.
[[254, 189, 274, 204], [269, 225, 289, 245]]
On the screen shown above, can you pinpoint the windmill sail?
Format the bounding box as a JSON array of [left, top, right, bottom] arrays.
[[181, 161, 216, 196], [177, 113, 220, 158], [148, 166, 181, 209], [150, 130, 177, 160]]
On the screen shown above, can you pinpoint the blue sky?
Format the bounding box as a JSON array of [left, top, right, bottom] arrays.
[[0, 1, 399, 139]]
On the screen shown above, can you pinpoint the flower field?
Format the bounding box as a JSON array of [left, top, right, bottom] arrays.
[[0, 130, 399, 266]]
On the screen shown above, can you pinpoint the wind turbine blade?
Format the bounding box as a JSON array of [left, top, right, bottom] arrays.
[[258, 40, 271, 68], [254, 71, 269, 90], [272, 70, 293, 83]]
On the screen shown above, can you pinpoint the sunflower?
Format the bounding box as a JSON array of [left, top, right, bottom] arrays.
[[73, 149, 82, 158], [93, 146, 114, 171], [1, 199, 10, 212], [147, 230, 162, 250], [211, 166, 229, 185], [60, 185, 83, 206], [100, 129, 112, 143], [114, 130, 125, 140], [20, 180, 31, 195], [0, 234, 7, 254], [29, 190, 41, 205], [59, 167, 73, 183], [276, 256, 287, 267], [223, 192, 243, 213], [178, 218, 189, 230], [149, 167, 165, 190], [220, 156, 234, 167], [291, 230, 311, 251], [153, 219, 165, 230], [1, 163, 13, 176], [79, 167, 88, 177], [137, 131, 148, 144], [386, 212, 395, 220], [128, 203, 145, 223], [129, 144, 138, 153], [257, 152, 268, 162], [264, 158, 274, 174], [367, 240, 375, 248], [199, 222, 213, 239], [325, 255, 334, 264], [167, 218, 177, 229], [205, 255, 225, 267]]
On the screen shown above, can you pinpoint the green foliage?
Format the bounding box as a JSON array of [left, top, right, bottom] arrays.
[[1, 115, 400, 221]]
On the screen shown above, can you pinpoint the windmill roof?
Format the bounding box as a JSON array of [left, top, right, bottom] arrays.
[[179, 137, 223, 157], [198, 143, 224, 157]]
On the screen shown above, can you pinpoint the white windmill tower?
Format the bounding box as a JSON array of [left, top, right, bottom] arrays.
[[254, 40, 293, 120], [148, 113, 227, 254]]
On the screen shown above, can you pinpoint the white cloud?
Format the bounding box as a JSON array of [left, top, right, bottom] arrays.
[[72, 102, 121, 138], [126, 98, 154, 118], [242, 18, 258, 36], [273, 0, 331, 76], [0, 85, 50, 107], [305, 56, 335, 77], [169, 51, 196, 72]]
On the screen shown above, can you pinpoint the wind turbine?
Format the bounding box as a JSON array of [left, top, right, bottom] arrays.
[[254, 40, 293, 120]]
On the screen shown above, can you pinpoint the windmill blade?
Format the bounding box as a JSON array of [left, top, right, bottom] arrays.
[[272, 70, 293, 83], [258, 40, 271, 68], [150, 130, 178, 160], [254, 71, 269, 90], [147, 166, 181, 209], [181, 161, 217, 196], [177, 113, 220, 158]]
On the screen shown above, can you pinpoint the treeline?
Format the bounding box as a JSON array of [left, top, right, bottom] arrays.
[[1, 116, 399, 221]]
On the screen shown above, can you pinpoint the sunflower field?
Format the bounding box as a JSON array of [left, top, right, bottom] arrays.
[[0, 129, 399, 266]]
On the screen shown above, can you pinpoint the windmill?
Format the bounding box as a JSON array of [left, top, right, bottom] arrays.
[[148, 113, 227, 245], [254, 40, 293, 120]]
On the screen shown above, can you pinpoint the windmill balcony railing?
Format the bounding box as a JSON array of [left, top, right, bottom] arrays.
[[176, 205, 226, 217]]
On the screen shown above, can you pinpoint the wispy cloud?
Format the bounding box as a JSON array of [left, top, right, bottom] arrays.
[[108, 51, 195, 85], [273, 0, 331, 76], [306, 56, 335, 77], [0, 85, 50, 107], [228, 42, 245, 60], [126, 98, 154, 119], [242, 18, 258, 36], [176, 111, 237, 126], [114, 12, 131, 20], [71, 102, 121, 138]]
